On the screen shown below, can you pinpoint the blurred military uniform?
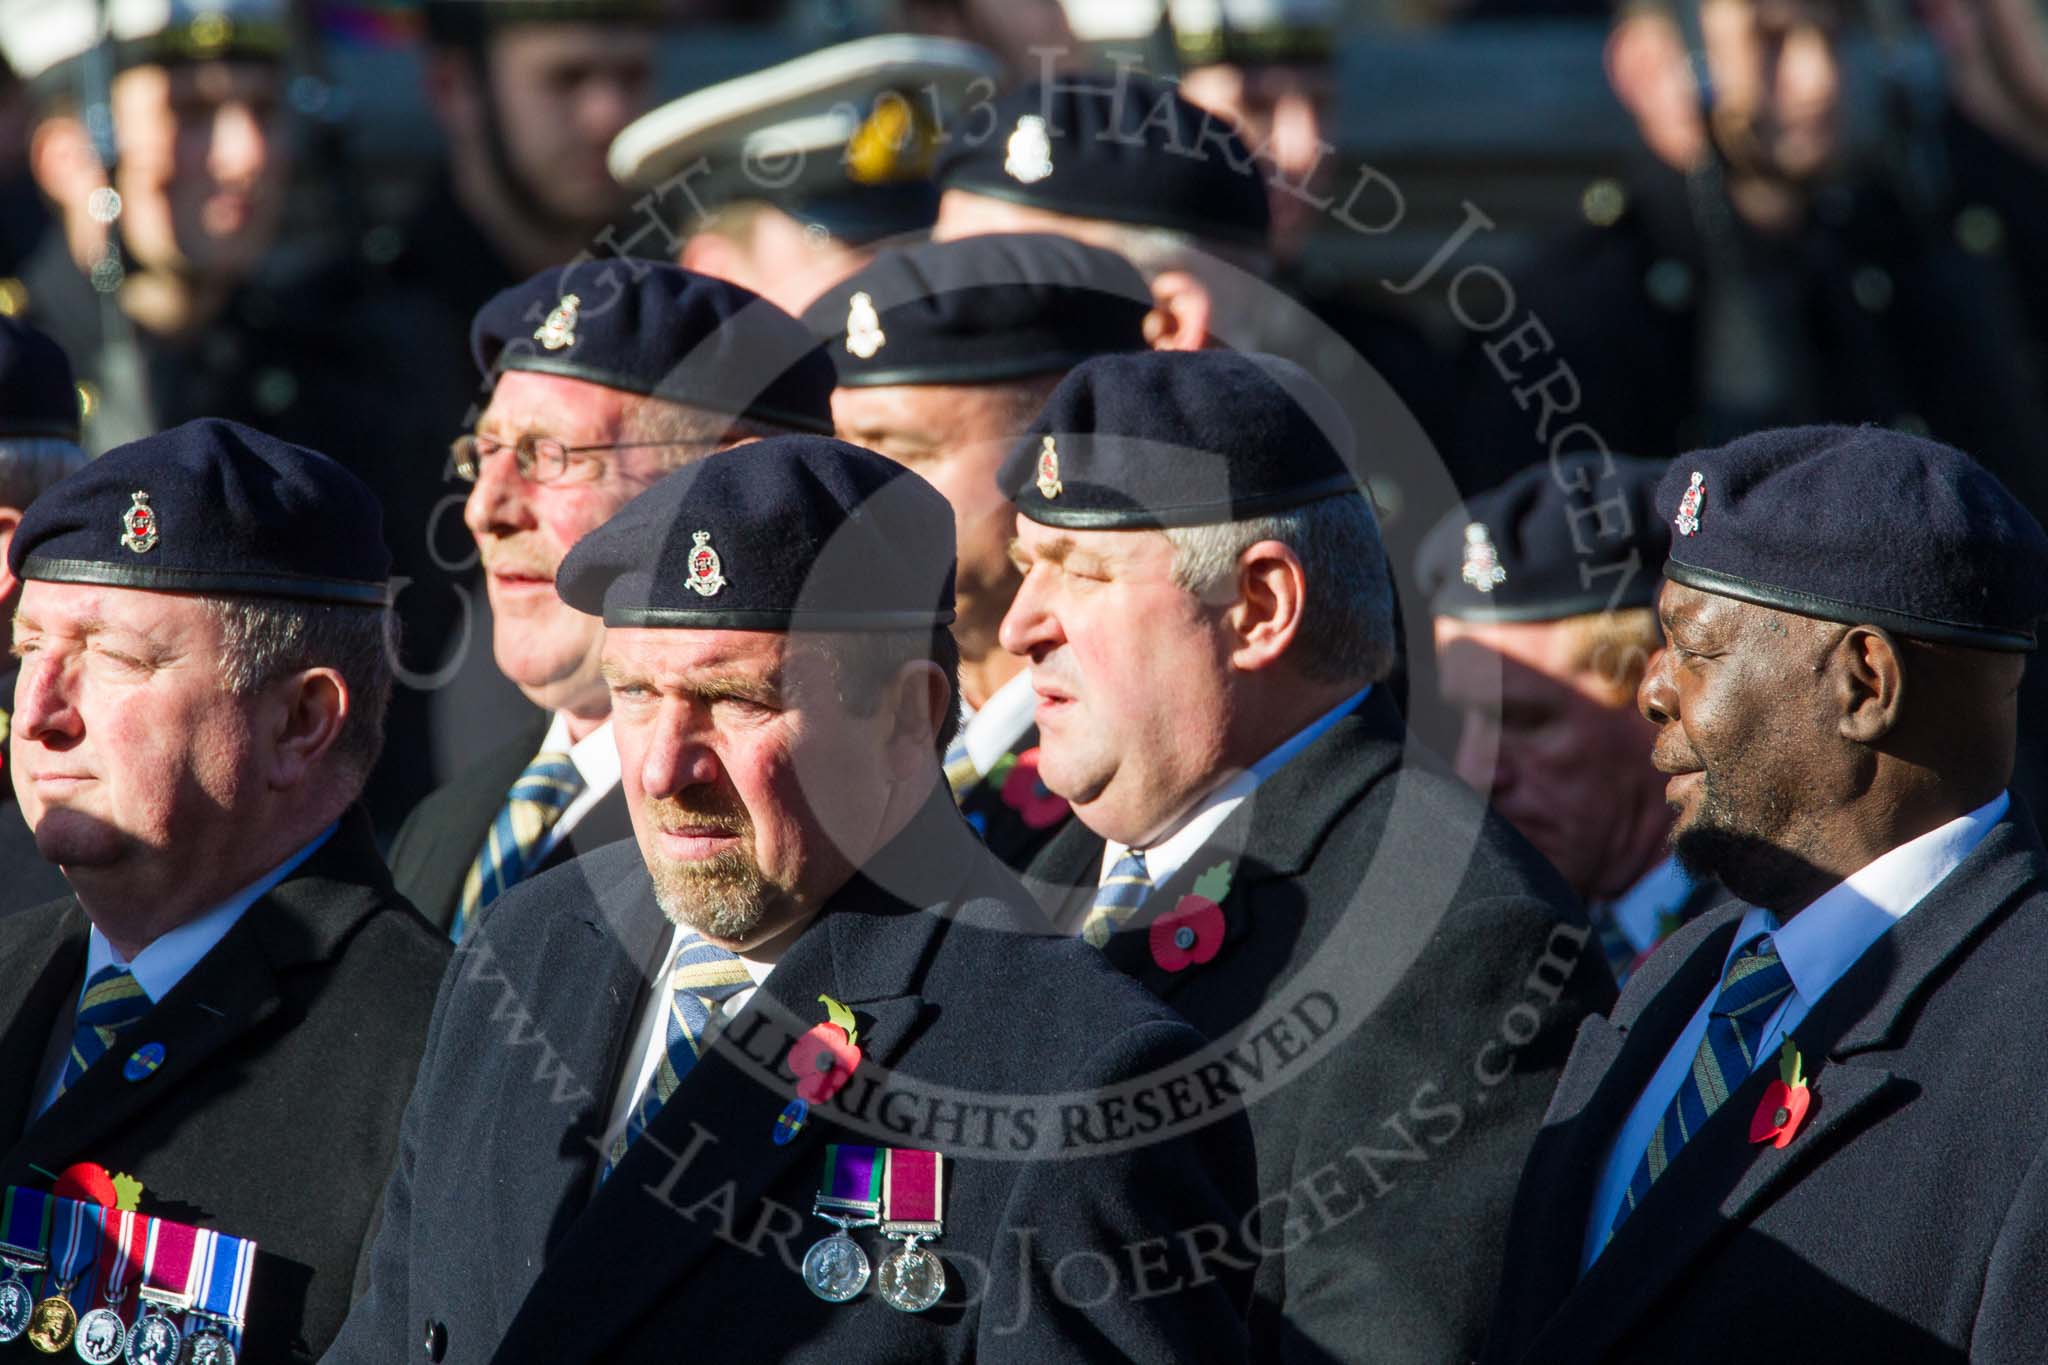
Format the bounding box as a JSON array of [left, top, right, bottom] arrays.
[[804, 233, 1155, 870], [0, 420, 448, 1362]]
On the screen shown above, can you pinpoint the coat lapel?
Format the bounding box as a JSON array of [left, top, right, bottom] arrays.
[[1522, 814, 2045, 1363], [0, 905, 87, 1145]]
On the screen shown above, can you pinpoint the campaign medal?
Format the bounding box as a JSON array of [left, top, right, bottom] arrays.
[[876, 1148, 945, 1314], [0, 1187, 56, 1345], [182, 1226, 254, 1365], [126, 1218, 198, 1365], [803, 1144, 883, 1303], [27, 1196, 96, 1354], [72, 1208, 135, 1365]]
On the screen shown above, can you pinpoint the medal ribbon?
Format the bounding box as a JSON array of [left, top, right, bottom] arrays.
[[0, 1187, 53, 1270], [881, 1148, 943, 1233], [92, 1209, 138, 1317], [191, 1226, 254, 1345], [48, 1196, 96, 1298], [816, 1144, 884, 1217], [139, 1217, 197, 1310]]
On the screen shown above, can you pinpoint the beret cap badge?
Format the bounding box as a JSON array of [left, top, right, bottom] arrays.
[[1459, 523, 1505, 593], [1004, 115, 1054, 185], [1034, 436, 1063, 500], [118, 490, 157, 554], [534, 293, 581, 352], [685, 530, 728, 597], [844, 292, 886, 360], [1674, 471, 1705, 537]]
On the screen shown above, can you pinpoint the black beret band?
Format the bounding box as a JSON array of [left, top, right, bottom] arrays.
[[602, 607, 956, 630], [491, 353, 834, 436], [20, 555, 389, 607], [1015, 471, 1358, 531], [1665, 561, 2037, 653]]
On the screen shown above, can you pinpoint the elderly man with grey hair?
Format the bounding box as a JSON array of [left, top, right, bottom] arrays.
[[1007, 350, 1615, 1363], [0, 315, 87, 911]]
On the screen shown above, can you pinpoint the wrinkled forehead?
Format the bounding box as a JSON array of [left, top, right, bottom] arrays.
[[14, 578, 216, 639]]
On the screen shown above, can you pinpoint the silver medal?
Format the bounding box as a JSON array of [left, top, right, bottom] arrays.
[[801, 1232, 870, 1303], [0, 1277, 33, 1343], [186, 1326, 237, 1365], [124, 1312, 180, 1365], [70, 1308, 125, 1364], [876, 1239, 945, 1313]]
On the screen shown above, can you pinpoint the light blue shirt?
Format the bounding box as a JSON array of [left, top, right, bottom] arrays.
[[35, 823, 338, 1116], [1580, 791, 2009, 1271]]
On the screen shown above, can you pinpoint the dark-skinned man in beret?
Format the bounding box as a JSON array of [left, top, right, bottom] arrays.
[[387, 260, 837, 940], [805, 232, 1155, 870], [1006, 349, 1615, 1362], [0, 418, 448, 1362], [0, 315, 85, 914], [1485, 426, 2048, 1364], [328, 436, 1257, 1365], [1417, 453, 1718, 981]]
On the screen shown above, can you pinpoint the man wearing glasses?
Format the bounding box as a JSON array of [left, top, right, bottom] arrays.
[[386, 260, 837, 939]]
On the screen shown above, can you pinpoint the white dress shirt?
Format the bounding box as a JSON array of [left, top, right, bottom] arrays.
[[957, 670, 1039, 780], [533, 710, 622, 862], [1580, 791, 2010, 1271], [35, 822, 339, 1116], [1095, 686, 1371, 898]]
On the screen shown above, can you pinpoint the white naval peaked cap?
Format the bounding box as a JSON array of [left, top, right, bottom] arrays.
[[607, 33, 1001, 192], [0, 0, 287, 84]]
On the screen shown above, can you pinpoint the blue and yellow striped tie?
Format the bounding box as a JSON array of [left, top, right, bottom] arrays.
[[59, 965, 152, 1097], [603, 934, 752, 1178], [1608, 934, 1794, 1242], [1081, 848, 1153, 948], [452, 749, 584, 943]]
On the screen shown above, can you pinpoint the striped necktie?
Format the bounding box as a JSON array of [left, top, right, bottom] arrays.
[[1081, 848, 1153, 948], [1607, 933, 1795, 1243], [942, 732, 980, 799], [603, 934, 753, 1178], [58, 965, 152, 1097], [452, 749, 585, 943]]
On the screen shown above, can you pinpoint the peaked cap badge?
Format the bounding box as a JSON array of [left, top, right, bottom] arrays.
[[845, 291, 886, 360], [1034, 436, 1063, 500], [1005, 115, 1054, 185], [119, 490, 158, 554], [534, 293, 581, 351], [685, 530, 728, 598], [1459, 522, 1506, 593], [1674, 470, 1705, 536]]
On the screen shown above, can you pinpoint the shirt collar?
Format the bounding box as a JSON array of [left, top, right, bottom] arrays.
[[86, 821, 339, 1003], [1102, 685, 1370, 890], [1731, 790, 2009, 1009], [544, 710, 620, 792], [961, 670, 1039, 776]]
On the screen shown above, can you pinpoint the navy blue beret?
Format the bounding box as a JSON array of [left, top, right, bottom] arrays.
[[803, 233, 1153, 387], [1002, 350, 1358, 530], [1418, 453, 1671, 623], [934, 72, 1271, 248], [557, 435, 955, 631], [471, 261, 835, 435], [0, 317, 78, 440], [10, 417, 389, 605], [1657, 425, 2048, 651]]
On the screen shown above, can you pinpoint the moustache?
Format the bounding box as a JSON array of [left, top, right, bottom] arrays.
[[644, 793, 753, 837]]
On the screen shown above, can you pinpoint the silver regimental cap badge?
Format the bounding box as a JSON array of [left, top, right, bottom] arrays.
[[1005, 115, 1054, 184], [1674, 470, 1705, 536], [1460, 523, 1506, 593], [534, 293, 581, 351], [120, 490, 158, 553], [1034, 436, 1063, 499], [685, 530, 728, 597], [845, 291, 886, 360]]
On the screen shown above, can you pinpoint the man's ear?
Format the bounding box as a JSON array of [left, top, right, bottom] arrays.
[[1225, 540, 1308, 674], [1606, 10, 1709, 172], [267, 667, 350, 791], [29, 114, 104, 211], [1143, 270, 1214, 351], [0, 506, 21, 579], [1833, 625, 1905, 744], [883, 659, 951, 782]]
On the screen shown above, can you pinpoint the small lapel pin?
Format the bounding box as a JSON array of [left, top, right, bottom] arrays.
[[123, 1041, 165, 1082]]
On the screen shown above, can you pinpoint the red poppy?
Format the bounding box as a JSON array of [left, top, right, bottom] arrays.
[[1000, 748, 1070, 829], [53, 1162, 116, 1208], [788, 1022, 862, 1105], [1149, 895, 1226, 973], [1750, 1041, 1812, 1148]]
